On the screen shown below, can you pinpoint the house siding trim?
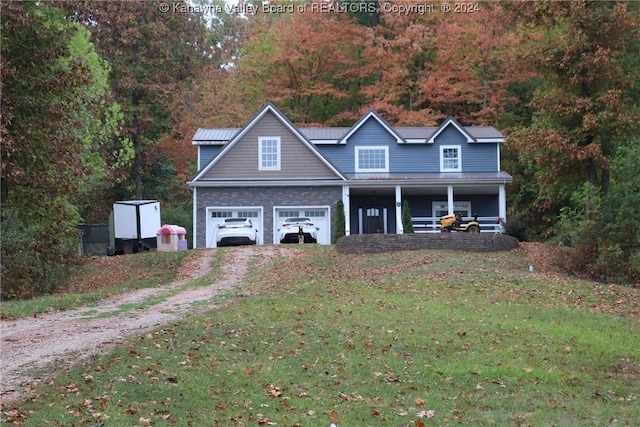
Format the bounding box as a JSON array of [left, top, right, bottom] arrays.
[[189, 179, 345, 187]]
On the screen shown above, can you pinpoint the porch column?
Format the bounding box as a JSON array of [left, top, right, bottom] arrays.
[[447, 185, 454, 214], [192, 187, 198, 248], [342, 185, 351, 236], [395, 185, 403, 234], [498, 183, 506, 226]]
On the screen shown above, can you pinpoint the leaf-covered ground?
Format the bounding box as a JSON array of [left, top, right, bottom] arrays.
[[2, 243, 638, 426]]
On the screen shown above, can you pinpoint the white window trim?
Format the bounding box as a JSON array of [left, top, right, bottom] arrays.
[[440, 145, 462, 172], [433, 201, 471, 217], [259, 137, 281, 171], [355, 146, 389, 172]]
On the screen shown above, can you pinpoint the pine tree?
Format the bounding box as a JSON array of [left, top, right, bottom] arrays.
[[332, 200, 346, 243], [402, 200, 414, 234]]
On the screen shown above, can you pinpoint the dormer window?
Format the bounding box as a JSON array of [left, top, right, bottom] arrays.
[[440, 145, 461, 172], [259, 137, 280, 170], [355, 146, 389, 172]]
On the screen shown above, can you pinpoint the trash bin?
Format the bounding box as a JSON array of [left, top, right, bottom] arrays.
[[156, 225, 187, 252]]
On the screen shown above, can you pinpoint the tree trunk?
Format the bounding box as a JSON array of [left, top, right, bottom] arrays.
[[585, 160, 597, 220]]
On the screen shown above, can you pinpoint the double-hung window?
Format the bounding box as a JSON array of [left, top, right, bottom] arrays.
[[433, 201, 471, 218], [259, 137, 280, 170], [355, 146, 389, 172], [440, 145, 462, 172]]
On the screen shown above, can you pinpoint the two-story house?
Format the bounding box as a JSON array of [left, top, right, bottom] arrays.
[[188, 103, 512, 248]]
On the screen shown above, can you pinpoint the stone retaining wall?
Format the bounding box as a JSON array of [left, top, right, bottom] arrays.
[[335, 233, 519, 254]]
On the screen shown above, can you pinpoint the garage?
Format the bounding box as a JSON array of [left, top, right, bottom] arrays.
[[273, 206, 331, 245], [206, 207, 263, 248]]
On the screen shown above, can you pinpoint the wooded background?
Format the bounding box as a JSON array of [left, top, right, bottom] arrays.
[[2, 0, 639, 297]]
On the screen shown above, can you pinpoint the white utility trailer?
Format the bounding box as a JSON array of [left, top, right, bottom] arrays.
[[109, 200, 161, 255]]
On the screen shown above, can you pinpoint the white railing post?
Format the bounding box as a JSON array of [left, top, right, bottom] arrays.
[[395, 185, 403, 234]]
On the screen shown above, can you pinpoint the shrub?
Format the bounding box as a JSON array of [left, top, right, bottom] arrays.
[[1, 206, 81, 300], [503, 214, 529, 241], [401, 200, 414, 233], [332, 199, 345, 243], [558, 179, 640, 285]]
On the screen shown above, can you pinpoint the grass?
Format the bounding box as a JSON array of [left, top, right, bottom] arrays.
[[3, 245, 639, 426], [0, 250, 220, 320]]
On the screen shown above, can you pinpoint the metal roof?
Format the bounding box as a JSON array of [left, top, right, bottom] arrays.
[[299, 127, 350, 140], [344, 171, 512, 182], [192, 128, 240, 143], [465, 126, 504, 139], [191, 124, 504, 144]]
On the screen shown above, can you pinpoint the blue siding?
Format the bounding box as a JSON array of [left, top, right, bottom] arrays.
[[316, 144, 351, 171], [433, 126, 497, 172], [314, 118, 499, 173], [199, 146, 222, 170], [404, 194, 499, 217]]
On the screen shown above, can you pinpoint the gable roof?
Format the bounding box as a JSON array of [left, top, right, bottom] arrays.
[[338, 110, 405, 144], [191, 103, 346, 182], [427, 117, 474, 144], [191, 112, 505, 146]]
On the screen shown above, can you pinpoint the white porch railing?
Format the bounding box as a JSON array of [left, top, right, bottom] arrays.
[[411, 216, 504, 233]]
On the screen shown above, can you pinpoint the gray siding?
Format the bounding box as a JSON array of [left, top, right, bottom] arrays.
[[201, 111, 339, 180], [195, 185, 342, 247]]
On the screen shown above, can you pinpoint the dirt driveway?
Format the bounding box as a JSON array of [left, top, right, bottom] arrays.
[[0, 245, 299, 405]]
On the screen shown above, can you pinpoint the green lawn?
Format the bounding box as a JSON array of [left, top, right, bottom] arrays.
[[4, 245, 639, 426]]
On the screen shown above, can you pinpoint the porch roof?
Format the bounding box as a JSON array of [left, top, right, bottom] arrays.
[[344, 172, 512, 196], [344, 171, 512, 184]]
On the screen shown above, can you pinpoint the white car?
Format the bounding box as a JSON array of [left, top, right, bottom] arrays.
[[216, 218, 258, 246], [278, 217, 318, 243]]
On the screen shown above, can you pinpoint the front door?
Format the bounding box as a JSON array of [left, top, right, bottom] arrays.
[[361, 206, 386, 234]]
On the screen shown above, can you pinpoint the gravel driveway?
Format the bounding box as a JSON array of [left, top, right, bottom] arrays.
[[0, 245, 298, 405]]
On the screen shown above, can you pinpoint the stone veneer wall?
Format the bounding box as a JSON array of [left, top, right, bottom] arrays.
[[335, 233, 519, 254], [195, 185, 342, 247]]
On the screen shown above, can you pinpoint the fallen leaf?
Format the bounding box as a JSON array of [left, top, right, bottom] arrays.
[[417, 410, 435, 418]]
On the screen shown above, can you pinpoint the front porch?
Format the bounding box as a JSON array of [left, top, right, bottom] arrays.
[[341, 177, 508, 235]]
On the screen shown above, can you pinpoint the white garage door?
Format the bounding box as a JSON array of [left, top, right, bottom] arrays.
[[274, 207, 330, 245], [207, 207, 263, 248]]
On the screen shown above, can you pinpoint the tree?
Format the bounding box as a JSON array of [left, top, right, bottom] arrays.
[[557, 140, 640, 283], [502, 1, 640, 282], [1, 2, 118, 297], [419, 3, 523, 125], [332, 199, 346, 244], [401, 200, 414, 234], [360, 3, 524, 126], [239, 5, 373, 124], [62, 0, 212, 200], [360, 10, 443, 125], [506, 1, 640, 216]]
